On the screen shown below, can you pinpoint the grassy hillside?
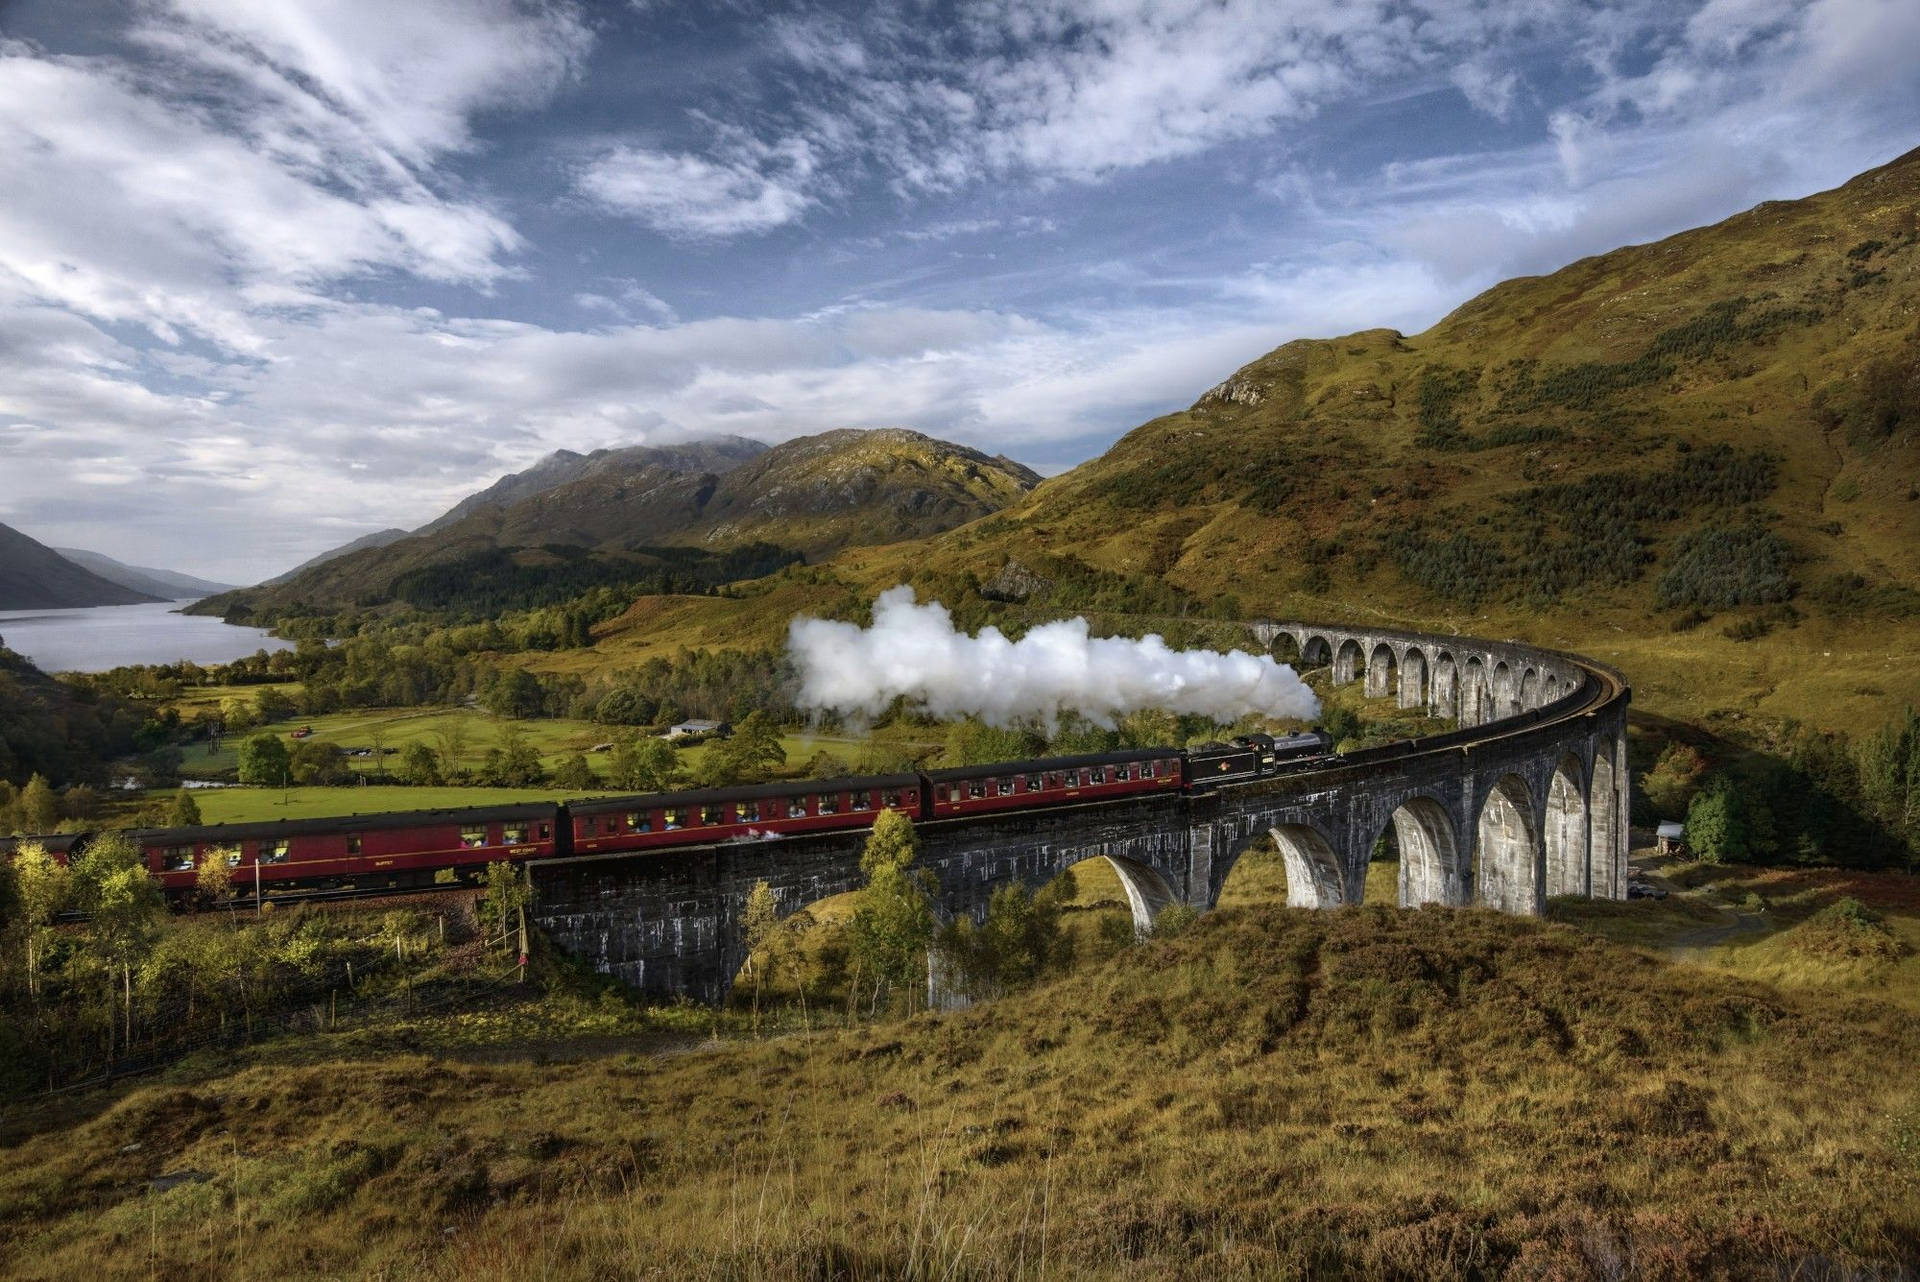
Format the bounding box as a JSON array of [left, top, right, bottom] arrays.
[[4, 896, 1917, 1278], [202, 429, 1037, 618]]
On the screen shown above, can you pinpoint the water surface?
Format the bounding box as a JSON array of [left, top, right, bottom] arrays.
[[0, 600, 292, 673]]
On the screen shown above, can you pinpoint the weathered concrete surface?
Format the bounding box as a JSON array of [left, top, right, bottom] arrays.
[[532, 621, 1631, 1002]]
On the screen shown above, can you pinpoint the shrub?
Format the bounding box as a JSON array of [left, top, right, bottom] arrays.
[[1657, 525, 1795, 610], [1793, 897, 1905, 961]]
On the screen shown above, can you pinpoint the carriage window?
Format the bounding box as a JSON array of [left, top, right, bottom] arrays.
[[818, 793, 838, 814], [625, 812, 646, 832], [701, 805, 723, 826], [1026, 774, 1042, 791], [460, 826, 487, 849], [948, 784, 965, 804], [538, 823, 552, 840], [882, 789, 901, 808], [663, 808, 685, 830], [504, 824, 528, 844], [852, 790, 872, 811], [164, 845, 193, 871], [738, 800, 759, 823], [227, 847, 243, 867], [1090, 767, 1107, 784], [345, 835, 362, 855], [1046, 772, 1063, 788], [581, 816, 596, 836], [996, 777, 1014, 796], [264, 839, 291, 864], [788, 797, 808, 818]]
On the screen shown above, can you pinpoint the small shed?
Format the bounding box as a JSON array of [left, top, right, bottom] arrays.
[[1656, 821, 1686, 856], [665, 719, 727, 740]]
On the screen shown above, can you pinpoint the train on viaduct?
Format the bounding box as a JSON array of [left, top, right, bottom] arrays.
[[530, 620, 1631, 1003]]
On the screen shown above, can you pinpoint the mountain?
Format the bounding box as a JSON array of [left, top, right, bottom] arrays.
[[0, 523, 163, 609], [415, 436, 769, 534], [51, 548, 235, 599], [264, 528, 411, 585], [866, 146, 1920, 629], [198, 429, 1039, 616]]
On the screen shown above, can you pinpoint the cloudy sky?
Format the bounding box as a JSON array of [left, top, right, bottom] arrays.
[[0, 0, 1915, 580]]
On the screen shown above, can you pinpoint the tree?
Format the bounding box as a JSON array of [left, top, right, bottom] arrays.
[[17, 774, 56, 834], [0, 780, 16, 835], [1644, 743, 1710, 820], [433, 719, 473, 781], [847, 811, 934, 1014], [196, 846, 235, 907], [167, 788, 202, 827], [608, 733, 680, 792], [1686, 782, 1748, 864], [553, 752, 598, 791], [237, 733, 290, 786], [938, 872, 1076, 1001], [485, 668, 546, 719], [595, 687, 659, 726], [1858, 707, 1920, 872], [11, 841, 70, 1002], [481, 861, 533, 957], [73, 832, 162, 1055], [740, 878, 780, 1033], [400, 741, 443, 786], [697, 711, 786, 787], [482, 727, 545, 788], [289, 739, 350, 785], [253, 686, 298, 724]]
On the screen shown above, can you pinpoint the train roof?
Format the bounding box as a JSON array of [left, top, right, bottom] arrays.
[[566, 772, 923, 815], [129, 801, 559, 845], [0, 832, 85, 857], [924, 746, 1180, 783]]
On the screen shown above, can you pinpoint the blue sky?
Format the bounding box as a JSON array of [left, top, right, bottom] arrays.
[[0, 0, 1915, 580]]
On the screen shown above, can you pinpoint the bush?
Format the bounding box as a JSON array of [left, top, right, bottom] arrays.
[[1793, 898, 1905, 961]]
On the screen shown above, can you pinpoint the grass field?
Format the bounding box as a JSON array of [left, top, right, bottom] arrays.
[[5, 860, 1919, 1279]]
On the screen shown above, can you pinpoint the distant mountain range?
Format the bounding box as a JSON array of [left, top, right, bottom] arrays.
[[52, 548, 236, 600], [200, 428, 1040, 615], [0, 523, 164, 610]]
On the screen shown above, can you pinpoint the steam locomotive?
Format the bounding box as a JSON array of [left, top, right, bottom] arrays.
[[3, 731, 1334, 905]]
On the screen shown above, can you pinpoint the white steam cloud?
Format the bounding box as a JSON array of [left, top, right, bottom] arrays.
[[788, 587, 1321, 729]]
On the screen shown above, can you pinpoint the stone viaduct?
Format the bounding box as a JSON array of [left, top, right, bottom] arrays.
[[530, 621, 1631, 1003]]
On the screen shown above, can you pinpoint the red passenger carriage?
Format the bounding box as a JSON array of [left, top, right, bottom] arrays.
[[924, 748, 1183, 819], [565, 773, 923, 854], [132, 802, 561, 902]]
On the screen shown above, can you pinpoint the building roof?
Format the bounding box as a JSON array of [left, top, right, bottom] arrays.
[[1656, 821, 1686, 839]]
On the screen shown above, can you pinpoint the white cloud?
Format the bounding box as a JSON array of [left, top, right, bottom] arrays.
[[578, 142, 818, 236]]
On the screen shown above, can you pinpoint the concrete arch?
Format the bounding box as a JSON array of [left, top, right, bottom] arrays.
[[1431, 652, 1458, 720], [1543, 674, 1561, 704], [1590, 741, 1621, 900], [1390, 795, 1464, 907], [1461, 657, 1489, 726], [1334, 639, 1365, 685], [1544, 753, 1588, 897], [1365, 643, 1398, 699], [1099, 854, 1179, 937], [1399, 647, 1429, 710], [1474, 774, 1540, 914], [1269, 631, 1301, 665], [1302, 635, 1333, 669], [1519, 668, 1541, 711], [1491, 660, 1519, 718], [1269, 823, 1346, 908]]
